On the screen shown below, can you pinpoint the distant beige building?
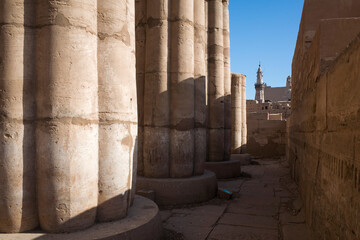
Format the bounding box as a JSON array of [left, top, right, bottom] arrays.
[[250, 68, 292, 120], [247, 100, 291, 119], [255, 64, 292, 103], [263, 76, 292, 102], [246, 66, 291, 157]]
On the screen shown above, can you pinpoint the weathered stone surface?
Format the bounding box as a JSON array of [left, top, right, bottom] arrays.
[[169, 0, 195, 178], [0, 0, 38, 233], [207, 0, 225, 162], [135, 0, 147, 177], [247, 118, 286, 158], [209, 225, 278, 240], [231, 73, 245, 154], [223, 0, 231, 161], [135, 0, 218, 205], [219, 213, 278, 229], [194, 0, 207, 176], [230, 153, 252, 166], [161, 159, 314, 240], [247, 100, 291, 120], [0, 1, 139, 234], [282, 224, 312, 240], [35, 0, 99, 232], [137, 0, 212, 178], [97, 0, 137, 222], [288, 1, 360, 238], [164, 205, 226, 240], [204, 159, 242, 179], [241, 74, 247, 153], [0, 196, 162, 240], [142, 0, 170, 178], [136, 171, 217, 206]]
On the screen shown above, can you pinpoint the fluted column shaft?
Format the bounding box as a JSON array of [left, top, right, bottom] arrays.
[[223, 0, 231, 160], [194, 0, 207, 175], [35, 1, 98, 232], [0, 0, 38, 233], [231, 73, 244, 154], [170, 0, 195, 177], [135, 0, 147, 177], [0, 0, 138, 234], [241, 75, 247, 153], [207, 0, 224, 162], [142, 0, 170, 178], [97, 0, 137, 222], [137, 0, 203, 178]]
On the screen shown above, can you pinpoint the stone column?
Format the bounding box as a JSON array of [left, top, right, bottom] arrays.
[[35, 1, 99, 232], [241, 75, 247, 153], [135, 0, 147, 177], [194, 0, 207, 175], [169, 0, 195, 178], [207, 0, 224, 162], [223, 0, 231, 160], [97, 0, 137, 222], [142, 0, 170, 178], [136, 0, 216, 206], [231, 73, 244, 154], [0, 0, 38, 233]]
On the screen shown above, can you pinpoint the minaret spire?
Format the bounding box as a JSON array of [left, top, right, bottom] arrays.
[[255, 63, 265, 103], [256, 64, 263, 84]]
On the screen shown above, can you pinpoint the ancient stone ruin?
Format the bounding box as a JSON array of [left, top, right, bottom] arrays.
[[135, 0, 218, 206], [1, 0, 360, 239], [0, 0, 161, 238], [246, 72, 290, 158], [287, 0, 360, 238]]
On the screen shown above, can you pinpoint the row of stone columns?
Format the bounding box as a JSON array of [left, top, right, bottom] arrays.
[[136, 0, 233, 178], [0, 0, 137, 233], [137, 0, 207, 178], [0, 0, 245, 233]]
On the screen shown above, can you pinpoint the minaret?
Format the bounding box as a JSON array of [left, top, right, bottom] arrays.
[[255, 64, 265, 103], [286, 75, 292, 88]]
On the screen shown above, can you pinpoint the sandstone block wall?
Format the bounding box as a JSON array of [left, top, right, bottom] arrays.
[[288, 0, 360, 238], [247, 100, 291, 119], [291, 0, 360, 108], [0, 0, 137, 233], [247, 116, 286, 158]]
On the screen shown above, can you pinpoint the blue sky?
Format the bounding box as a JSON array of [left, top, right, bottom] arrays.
[[229, 0, 304, 99]]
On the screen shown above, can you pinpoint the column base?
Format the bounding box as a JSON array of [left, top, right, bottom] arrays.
[[0, 196, 162, 240], [205, 159, 242, 179], [136, 171, 217, 206], [231, 153, 252, 165]]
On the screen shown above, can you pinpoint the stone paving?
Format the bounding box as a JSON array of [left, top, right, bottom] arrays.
[[160, 158, 314, 240]]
